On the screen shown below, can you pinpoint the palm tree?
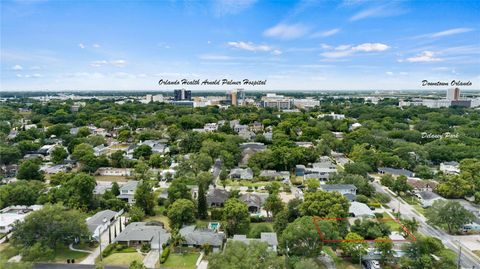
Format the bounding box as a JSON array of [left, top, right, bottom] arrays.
[[169, 229, 186, 253]]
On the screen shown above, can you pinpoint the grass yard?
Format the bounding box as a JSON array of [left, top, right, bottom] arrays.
[[380, 213, 401, 230], [0, 243, 19, 260], [102, 252, 144, 266], [94, 175, 130, 182], [412, 204, 425, 215], [250, 222, 274, 230], [53, 246, 90, 263], [161, 252, 200, 269], [323, 247, 361, 269], [144, 205, 170, 231]]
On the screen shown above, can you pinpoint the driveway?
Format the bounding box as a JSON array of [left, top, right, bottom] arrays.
[[143, 250, 159, 268]]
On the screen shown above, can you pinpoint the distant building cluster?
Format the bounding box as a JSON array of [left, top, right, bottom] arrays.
[[399, 88, 480, 108]]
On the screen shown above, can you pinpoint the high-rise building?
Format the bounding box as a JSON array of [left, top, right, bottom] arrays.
[[446, 88, 460, 101], [261, 93, 292, 110], [226, 89, 245, 106], [174, 89, 192, 101]]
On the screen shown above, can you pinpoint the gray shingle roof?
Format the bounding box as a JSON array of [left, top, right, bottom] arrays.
[[321, 184, 357, 191], [179, 225, 225, 247], [86, 210, 117, 234], [114, 222, 170, 247]]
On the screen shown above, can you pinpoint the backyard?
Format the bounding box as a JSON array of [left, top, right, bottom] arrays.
[[102, 252, 144, 266]]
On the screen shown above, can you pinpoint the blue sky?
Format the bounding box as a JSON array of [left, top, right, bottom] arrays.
[[1, 0, 479, 91]]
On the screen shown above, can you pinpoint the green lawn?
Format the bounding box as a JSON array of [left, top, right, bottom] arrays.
[[53, 246, 90, 263], [380, 213, 401, 230], [161, 253, 200, 269], [250, 222, 274, 230], [144, 206, 170, 231], [102, 252, 144, 266], [94, 175, 130, 182], [0, 243, 19, 260], [412, 205, 425, 215]]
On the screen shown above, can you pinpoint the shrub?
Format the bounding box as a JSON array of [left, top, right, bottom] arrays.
[[250, 215, 266, 223], [368, 201, 381, 208], [157, 197, 166, 206], [374, 212, 384, 219], [141, 243, 151, 253], [160, 246, 170, 263], [355, 194, 369, 204], [375, 192, 391, 204], [210, 208, 223, 220]]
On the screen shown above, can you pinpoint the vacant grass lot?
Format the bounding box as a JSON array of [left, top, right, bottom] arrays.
[[94, 175, 130, 182]]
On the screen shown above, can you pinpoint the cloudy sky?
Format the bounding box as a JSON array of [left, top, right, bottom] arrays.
[[1, 0, 479, 91]]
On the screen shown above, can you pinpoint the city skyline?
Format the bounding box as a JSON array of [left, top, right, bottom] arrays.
[[1, 0, 480, 91]]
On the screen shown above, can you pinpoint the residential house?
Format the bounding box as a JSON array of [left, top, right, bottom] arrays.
[[349, 123, 362, 130], [407, 178, 438, 193], [239, 142, 266, 166], [96, 167, 133, 177], [0, 205, 43, 233], [240, 193, 263, 213], [204, 123, 219, 132], [439, 161, 460, 175], [230, 233, 278, 252], [206, 189, 231, 207], [238, 129, 256, 140], [415, 191, 444, 207], [117, 181, 139, 204], [349, 202, 374, 218], [318, 112, 345, 120], [1, 164, 18, 178], [86, 209, 122, 239], [40, 164, 69, 174], [114, 222, 170, 250], [94, 144, 108, 156], [295, 142, 314, 148], [296, 158, 337, 181], [94, 182, 113, 195], [140, 140, 168, 154], [229, 168, 254, 180], [321, 184, 357, 201], [179, 225, 225, 252], [378, 167, 415, 178], [259, 170, 290, 181]]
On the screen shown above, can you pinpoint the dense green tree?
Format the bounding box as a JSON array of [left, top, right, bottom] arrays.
[[374, 237, 394, 264], [264, 192, 285, 218], [273, 209, 289, 234], [17, 159, 43, 181], [11, 204, 90, 249], [167, 179, 191, 204], [167, 199, 196, 229], [223, 198, 250, 236], [281, 216, 338, 257], [134, 181, 155, 216], [425, 200, 475, 234], [133, 144, 152, 160], [350, 219, 391, 239], [111, 182, 120, 196], [399, 236, 457, 269], [197, 181, 208, 219], [129, 205, 145, 222], [0, 180, 44, 208], [299, 190, 350, 219], [340, 232, 368, 263], [50, 146, 68, 164]]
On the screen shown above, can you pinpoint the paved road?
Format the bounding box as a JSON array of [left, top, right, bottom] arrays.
[[370, 178, 480, 268]]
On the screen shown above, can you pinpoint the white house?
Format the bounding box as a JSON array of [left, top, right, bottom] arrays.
[[0, 205, 43, 233], [117, 181, 139, 204], [439, 161, 460, 175], [230, 233, 278, 252]]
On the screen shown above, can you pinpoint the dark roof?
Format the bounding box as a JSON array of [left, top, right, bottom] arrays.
[[378, 167, 414, 177], [179, 225, 225, 247], [321, 184, 357, 191], [207, 189, 230, 205], [86, 210, 117, 234], [240, 193, 262, 208], [416, 191, 442, 201]]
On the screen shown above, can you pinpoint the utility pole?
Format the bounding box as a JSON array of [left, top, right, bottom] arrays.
[[457, 241, 462, 269], [158, 230, 161, 268]]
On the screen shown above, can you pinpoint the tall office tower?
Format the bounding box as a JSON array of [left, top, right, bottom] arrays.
[[226, 88, 245, 106], [446, 88, 460, 101], [174, 89, 192, 101]]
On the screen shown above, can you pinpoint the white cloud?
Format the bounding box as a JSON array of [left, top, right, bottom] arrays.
[[264, 23, 308, 39], [213, 0, 257, 16], [403, 51, 442, 63], [12, 64, 23, 70], [78, 43, 85, 49], [90, 59, 127, 67], [311, 28, 340, 38], [32, 73, 43, 78], [92, 44, 101, 48], [430, 28, 474, 38], [320, 44, 332, 50], [399, 72, 408, 75], [227, 41, 281, 55], [272, 49, 282, 56], [349, 4, 406, 21], [386, 71, 393, 76], [320, 43, 390, 58]]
